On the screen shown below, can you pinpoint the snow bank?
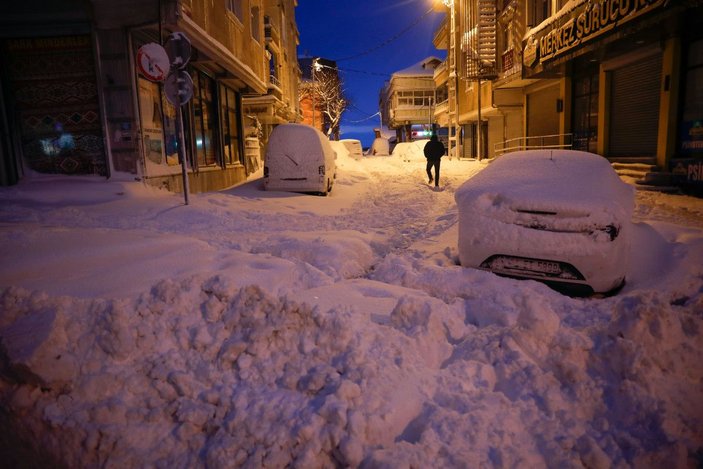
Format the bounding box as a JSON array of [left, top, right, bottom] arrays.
[[1, 154, 702, 468], [2, 274, 701, 468]]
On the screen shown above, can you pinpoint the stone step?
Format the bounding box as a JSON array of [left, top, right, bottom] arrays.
[[611, 162, 658, 172]]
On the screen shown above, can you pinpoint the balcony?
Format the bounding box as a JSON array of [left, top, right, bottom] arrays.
[[433, 60, 449, 85], [391, 106, 435, 126], [433, 16, 449, 50], [267, 74, 283, 99], [264, 16, 280, 44]]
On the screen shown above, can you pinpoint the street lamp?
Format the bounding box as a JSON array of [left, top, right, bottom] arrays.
[[311, 58, 322, 129]]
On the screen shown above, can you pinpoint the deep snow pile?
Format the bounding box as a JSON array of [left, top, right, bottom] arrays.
[[0, 144, 702, 468]]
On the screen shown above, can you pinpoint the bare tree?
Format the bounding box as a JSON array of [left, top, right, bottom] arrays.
[[300, 65, 348, 139]]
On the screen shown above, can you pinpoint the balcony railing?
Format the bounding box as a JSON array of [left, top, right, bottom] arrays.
[[434, 99, 448, 115], [494, 133, 573, 156], [391, 107, 435, 124]]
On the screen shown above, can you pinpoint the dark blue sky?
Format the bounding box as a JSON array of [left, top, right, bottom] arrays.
[[295, 0, 445, 146]]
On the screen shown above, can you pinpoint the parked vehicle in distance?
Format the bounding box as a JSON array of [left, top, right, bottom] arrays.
[[340, 139, 363, 160], [367, 137, 390, 156], [455, 150, 635, 296], [391, 139, 429, 162], [264, 123, 336, 196]]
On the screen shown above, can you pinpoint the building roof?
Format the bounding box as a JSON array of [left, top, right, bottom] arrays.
[[392, 56, 443, 78]]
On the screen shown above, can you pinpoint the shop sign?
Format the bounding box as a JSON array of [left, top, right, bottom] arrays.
[[672, 158, 703, 187], [524, 0, 665, 67], [680, 120, 703, 154]]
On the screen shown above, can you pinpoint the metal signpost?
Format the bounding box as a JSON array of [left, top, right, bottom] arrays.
[[136, 33, 193, 205]]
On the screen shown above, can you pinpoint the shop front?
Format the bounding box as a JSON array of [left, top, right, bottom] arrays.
[[1, 34, 107, 179], [522, 0, 697, 175]]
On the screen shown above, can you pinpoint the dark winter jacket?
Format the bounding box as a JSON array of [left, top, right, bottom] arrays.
[[423, 135, 445, 160]]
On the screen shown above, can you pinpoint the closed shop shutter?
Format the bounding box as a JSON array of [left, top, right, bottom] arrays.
[[608, 53, 662, 157], [527, 85, 559, 138]]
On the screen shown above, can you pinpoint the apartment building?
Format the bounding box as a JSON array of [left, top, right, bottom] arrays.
[[242, 0, 300, 147], [0, 0, 300, 193], [380, 56, 443, 143], [433, 0, 703, 192]]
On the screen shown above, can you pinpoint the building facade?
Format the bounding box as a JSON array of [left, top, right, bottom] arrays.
[[432, 0, 703, 191], [380, 56, 443, 143], [0, 0, 299, 193], [242, 0, 300, 150]]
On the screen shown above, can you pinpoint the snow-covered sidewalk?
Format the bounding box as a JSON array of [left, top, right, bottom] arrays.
[[0, 148, 702, 468]]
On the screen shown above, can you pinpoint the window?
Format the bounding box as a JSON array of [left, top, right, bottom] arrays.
[[680, 39, 703, 155], [227, 0, 244, 21], [527, 0, 550, 27], [572, 68, 599, 153], [219, 84, 240, 166], [190, 70, 218, 167], [268, 47, 279, 86], [397, 90, 435, 106], [251, 6, 261, 42]]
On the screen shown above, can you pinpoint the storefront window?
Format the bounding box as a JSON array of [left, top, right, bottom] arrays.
[[680, 39, 703, 156], [191, 70, 218, 167], [572, 71, 599, 153], [137, 78, 179, 173], [219, 84, 240, 166]]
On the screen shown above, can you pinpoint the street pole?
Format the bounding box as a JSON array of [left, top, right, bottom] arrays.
[[176, 103, 189, 205], [311, 58, 317, 130], [477, 77, 482, 161]]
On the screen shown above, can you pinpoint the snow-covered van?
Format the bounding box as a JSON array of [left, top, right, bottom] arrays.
[[264, 124, 337, 195]]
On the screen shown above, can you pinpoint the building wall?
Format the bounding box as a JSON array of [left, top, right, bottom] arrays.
[[0, 0, 291, 193]]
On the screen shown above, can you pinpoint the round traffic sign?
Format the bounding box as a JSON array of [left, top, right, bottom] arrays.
[[165, 70, 194, 106], [165, 32, 192, 70], [137, 43, 170, 82]]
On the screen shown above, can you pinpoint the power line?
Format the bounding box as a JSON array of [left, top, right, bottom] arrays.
[[336, 67, 390, 77], [346, 111, 381, 124], [334, 6, 435, 62]]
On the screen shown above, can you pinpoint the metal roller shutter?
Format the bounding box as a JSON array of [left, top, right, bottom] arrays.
[[527, 85, 559, 138], [608, 53, 662, 157]]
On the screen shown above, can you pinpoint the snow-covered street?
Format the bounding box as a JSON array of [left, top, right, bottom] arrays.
[[1, 147, 702, 468]]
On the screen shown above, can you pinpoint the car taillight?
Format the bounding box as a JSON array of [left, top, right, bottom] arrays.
[[264, 166, 269, 177]]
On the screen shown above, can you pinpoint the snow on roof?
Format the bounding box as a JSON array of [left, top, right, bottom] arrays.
[[523, 0, 587, 39], [392, 56, 443, 77]]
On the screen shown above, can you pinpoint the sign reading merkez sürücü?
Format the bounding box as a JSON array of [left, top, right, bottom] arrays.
[[523, 0, 665, 68]]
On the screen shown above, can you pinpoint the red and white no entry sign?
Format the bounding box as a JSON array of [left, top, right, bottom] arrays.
[[136, 43, 170, 82]]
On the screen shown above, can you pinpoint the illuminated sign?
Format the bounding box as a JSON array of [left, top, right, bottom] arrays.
[[524, 0, 665, 67]]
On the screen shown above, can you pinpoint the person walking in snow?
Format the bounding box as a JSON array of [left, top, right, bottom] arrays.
[[423, 133, 445, 187]]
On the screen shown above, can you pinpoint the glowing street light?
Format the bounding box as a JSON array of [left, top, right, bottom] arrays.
[[311, 58, 322, 129]]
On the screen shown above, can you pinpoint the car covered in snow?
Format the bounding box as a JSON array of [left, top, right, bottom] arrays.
[[455, 149, 635, 295], [391, 139, 429, 162], [367, 137, 390, 156], [340, 139, 363, 160], [264, 123, 336, 196]]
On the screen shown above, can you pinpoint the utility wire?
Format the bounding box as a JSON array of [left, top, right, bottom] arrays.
[[346, 111, 381, 124], [337, 67, 390, 77], [334, 6, 435, 62]]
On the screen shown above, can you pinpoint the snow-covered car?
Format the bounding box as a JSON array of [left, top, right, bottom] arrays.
[[455, 150, 635, 295], [391, 139, 429, 162], [264, 123, 336, 196], [367, 137, 390, 156], [340, 139, 363, 160]]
